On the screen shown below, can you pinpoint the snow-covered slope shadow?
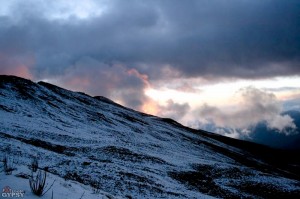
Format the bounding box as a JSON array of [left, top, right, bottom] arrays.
[[0, 75, 299, 198]]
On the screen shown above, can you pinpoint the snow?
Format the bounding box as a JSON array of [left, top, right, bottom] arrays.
[[0, 165, 120, 199], [0, 76, 299, 198]]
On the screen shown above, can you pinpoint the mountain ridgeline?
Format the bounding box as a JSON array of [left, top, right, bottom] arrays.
[[0, 75, 299, 198]]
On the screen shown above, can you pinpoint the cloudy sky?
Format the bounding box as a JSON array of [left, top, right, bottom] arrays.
[[1, 0, 300, 138]]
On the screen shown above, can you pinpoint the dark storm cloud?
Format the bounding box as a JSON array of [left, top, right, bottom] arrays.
[[1, 0, 300, 81], [160, 0, 300, 78]]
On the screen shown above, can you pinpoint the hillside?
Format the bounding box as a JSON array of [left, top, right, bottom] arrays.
[[0, 75, 299, 198]]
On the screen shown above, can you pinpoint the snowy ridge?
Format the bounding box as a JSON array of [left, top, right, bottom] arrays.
[[0, 75, 299, 198]]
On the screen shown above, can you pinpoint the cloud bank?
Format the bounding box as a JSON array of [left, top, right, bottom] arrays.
[[55, 57, 151, 111], [157, 100, 190, 121], [194, 87, 296, 137]]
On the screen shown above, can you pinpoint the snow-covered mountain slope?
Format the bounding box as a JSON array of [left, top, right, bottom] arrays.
[[0, 75, 299, 198]]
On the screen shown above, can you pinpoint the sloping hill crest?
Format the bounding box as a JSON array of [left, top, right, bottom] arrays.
[[0, 75, 299, 198]]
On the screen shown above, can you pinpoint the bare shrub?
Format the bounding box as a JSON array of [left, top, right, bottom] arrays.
[[29, 169, 47, 196], [3, 154, 14, 175], [92, 179, 101, 194], [79, 191, 85, 199], [31, 156, 38, 172], [29, 169, 55, 196]]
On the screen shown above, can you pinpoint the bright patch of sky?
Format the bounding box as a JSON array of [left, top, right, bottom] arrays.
[[145, 76, 300, 109]]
